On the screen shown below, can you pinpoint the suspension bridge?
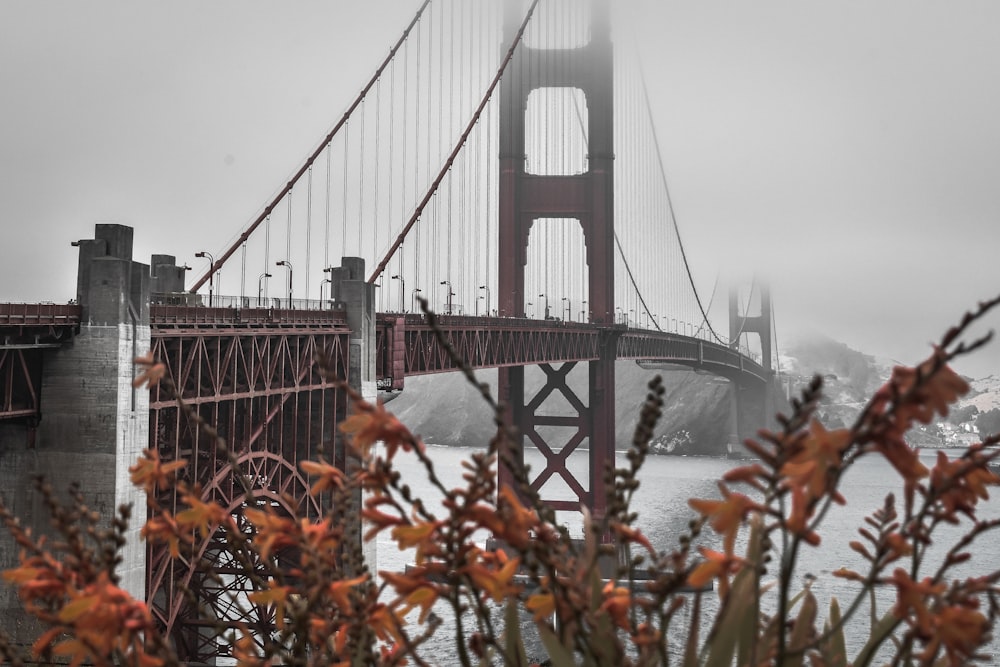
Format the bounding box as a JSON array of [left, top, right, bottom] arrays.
[[0, 0, 778, 660]]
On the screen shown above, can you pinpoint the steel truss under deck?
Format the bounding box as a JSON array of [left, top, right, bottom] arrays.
[[147, 305, 352, 662]]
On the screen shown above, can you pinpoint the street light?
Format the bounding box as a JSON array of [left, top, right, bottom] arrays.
[[539, 293, 549, 319], [440, 280, 454, 315], [276, 260, 293, 308], [478, 285, 491, 317], [581, 299, 587, 323], [526, 302, 533, 319], [561, 296, 571, 322], [319, 278, 333, 308], [391, 274, 405, 313], [411, 288, 423, 314], [257, 272, 271, 307], [195, 251, 215, 307]]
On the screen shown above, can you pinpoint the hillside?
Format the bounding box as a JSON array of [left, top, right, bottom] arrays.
[[384, 362, 734, 456], [382, 334, 1000, 457], [780, 333, 1000, 447]]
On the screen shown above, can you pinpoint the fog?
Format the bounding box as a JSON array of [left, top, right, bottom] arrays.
[[1, 0, 998, 378]]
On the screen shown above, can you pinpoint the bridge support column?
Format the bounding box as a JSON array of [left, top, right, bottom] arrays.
[[497, 0, 617, 530], [0, 224, 150, 643], [729, 285, 776, 452], [330, 257, 377, 571]]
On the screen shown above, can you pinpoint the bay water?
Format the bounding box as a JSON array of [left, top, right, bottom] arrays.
[[376, 444, 1000, 663]]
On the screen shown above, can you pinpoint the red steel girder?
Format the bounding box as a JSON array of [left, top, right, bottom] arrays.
[[146, 318, 351, 662], [376, 314, 602, 376], [0, 349, 41, 420]]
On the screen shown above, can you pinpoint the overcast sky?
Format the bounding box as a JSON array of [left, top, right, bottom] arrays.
[[1, 1, 998, 379]]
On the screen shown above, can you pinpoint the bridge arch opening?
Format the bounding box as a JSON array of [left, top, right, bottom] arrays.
[[524, 218, 589, 322], [524, 88, 589, 176]]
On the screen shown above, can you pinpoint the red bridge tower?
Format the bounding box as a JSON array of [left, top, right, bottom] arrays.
[[497, 0, 618, 524]]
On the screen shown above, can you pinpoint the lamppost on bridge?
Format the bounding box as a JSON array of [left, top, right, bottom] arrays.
[[411, 288, 423, 314], [478, 285, 490, 316], [276, 260, 293, 309], [195, 251, 216, 307], [615, 306, 623, 325], [580, 299, 587, 323], [321, 266, 334, 308], [561, 296, 571, 322], [257, 273, 271, 307], [391, 274, 405, 313], [539, 293, 549, 319], [671, 317, 677, 333], [319, 278, 333, 308], [526, 302, 533, 319], [629, 309, 636, 327], [440, 280, 454, 315]]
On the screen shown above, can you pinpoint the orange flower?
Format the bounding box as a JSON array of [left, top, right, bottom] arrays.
[[249, 582, 292, 629], [361, 508, 406, 542], [612, 524, 655, 555], [300, 459, 347, 495], [141, 512, 186, 558], [930, 450, 1000, 519], [688, 484, 757, 554], [525, 591, 555, 621], [785, 485, 822, 546], [462, 550, 522, 602], [381, 569, 439, 623], [890, 568, 946, 636], [599, 582, 632, 630], [687, 547, 744, 596], [926, 604, 989, 664], [339, 399, 418, 458], [780, 420, 850, 504], [244, 507, 297, 560], [299, 517, 340, 561], [176, 490, 228, 538], [494, 486, 540, 549], [129, 449, 186, 494], [328, 574, 369, 610], [133, 352, 167, 389]]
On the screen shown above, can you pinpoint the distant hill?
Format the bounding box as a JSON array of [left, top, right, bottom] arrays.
[[381, 334, 1000, 457], [384, 362, 734, 456], [779, 333, 1000, 446]]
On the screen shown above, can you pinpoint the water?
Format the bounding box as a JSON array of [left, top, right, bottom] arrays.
[[376, 445, 1000, 663]]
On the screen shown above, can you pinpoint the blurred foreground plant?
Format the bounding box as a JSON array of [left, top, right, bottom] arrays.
[[1, 297, 1000, 666]]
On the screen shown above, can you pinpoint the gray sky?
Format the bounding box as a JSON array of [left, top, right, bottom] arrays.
[[2, 1, 998, 379]]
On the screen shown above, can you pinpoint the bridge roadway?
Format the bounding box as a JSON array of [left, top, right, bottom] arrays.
[[376, 312, 769, 389], [0, 302, 767, 422]]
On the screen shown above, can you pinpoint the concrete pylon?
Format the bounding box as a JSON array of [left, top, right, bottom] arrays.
[[329, 257, 377, 570], [0, 224, 150, 642]]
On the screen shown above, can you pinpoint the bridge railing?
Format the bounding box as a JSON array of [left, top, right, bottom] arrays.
[[151, 302, 347, 328], [0, 302, 81, 327]]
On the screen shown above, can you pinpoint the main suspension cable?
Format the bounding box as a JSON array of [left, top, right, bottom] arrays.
[[190, 0, 434, 293]]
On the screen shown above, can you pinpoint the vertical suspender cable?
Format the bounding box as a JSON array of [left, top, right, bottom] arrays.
[[305, 167, 313, 299], [324, 144, 331, 273], [368, 0, 541, 284], [188, 0, 434, 293]]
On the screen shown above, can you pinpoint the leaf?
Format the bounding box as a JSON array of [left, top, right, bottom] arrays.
[[704, 564, 757, 667], [820, 597, 848, 667], [853, 610, 899, 667], [504, 597, 529, 667], [537, 621, 576, 667], [736, 516, 764, 667], [682, 592, 701, 667], [58, 594, 98, 623], [785, 588, 818, 667]]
